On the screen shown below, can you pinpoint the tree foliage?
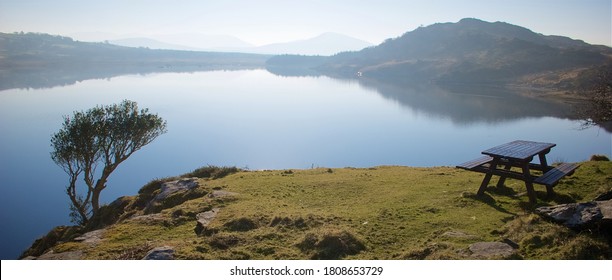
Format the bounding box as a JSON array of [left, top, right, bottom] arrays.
[[51, 100, 167, 225]]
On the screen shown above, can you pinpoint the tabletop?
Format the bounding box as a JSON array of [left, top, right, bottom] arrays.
[[482, 140, 556, 161]]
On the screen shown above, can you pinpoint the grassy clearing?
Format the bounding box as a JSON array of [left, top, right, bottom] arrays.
[[48, 161, 611, 259]]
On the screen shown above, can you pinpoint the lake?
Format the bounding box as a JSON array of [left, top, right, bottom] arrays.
[[0, 69, 610, 259]]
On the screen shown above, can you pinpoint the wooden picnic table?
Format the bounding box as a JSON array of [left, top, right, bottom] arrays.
[[457, 140, 579, 204]]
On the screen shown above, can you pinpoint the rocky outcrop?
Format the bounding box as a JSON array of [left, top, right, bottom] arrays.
[[142, 246, 175, 260], [536, 199, 612, 229], [23, 228, 106, 259], [194, 208, 220, 236], [149, 178, 200, 204], [144, 178, 207, 214], [19, 225, 81, 259], [35, 250, 84, 260], [74, 229, 105, 244], [19, 168, 248, 260], [469, 242, 516, 258], [86, 196, 135, 230], [155, 178, 199, 201]]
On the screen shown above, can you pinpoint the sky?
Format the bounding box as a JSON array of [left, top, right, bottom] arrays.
[[0, 0, 610, 46]]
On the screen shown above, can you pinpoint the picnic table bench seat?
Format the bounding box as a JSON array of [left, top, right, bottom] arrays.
[[533, 162, 579, 187], [456, 156, 493, 171]]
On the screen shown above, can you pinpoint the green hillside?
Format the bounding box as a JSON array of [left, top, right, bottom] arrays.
[[22, 161, 611, 260]]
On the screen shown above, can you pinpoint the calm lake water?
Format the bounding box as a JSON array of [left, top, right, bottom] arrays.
[[0, 69, 610, 259]]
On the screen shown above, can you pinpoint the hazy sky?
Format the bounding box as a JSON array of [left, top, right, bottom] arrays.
[[1, 0, 610, 46]]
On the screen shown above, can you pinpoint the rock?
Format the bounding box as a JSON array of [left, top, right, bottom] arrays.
[[195, 208, 220, 236], [196, 208, 219, 227], [594, 190, 612, 201], [535, 199, 612, 229], [26, 229, 105, 259], [208, 190, 238, 198], [155, 178, 199, 201], [86, 196, 134, 230], [469, 242, 516, 258], [74, 229, 105, 244], [144, 178, 201, 213], [142, 246, 175, 260], [36, 250, 84, 260], [19, 225, 80, 259]]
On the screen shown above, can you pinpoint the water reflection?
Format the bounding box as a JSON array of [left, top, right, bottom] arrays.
[[2, 65, 577, 127], [0, 65, 261, 91], [357, 79, 574, 125], [0, 68, 610, 260]]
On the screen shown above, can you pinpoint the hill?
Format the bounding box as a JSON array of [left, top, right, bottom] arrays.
[[0, 32, 271, 90], [109, 37, 202, 51], [107, 34, 255, 51], [90, 32, 371, 55], [252, 32, 373, 56], [21, 162, 611, 260], [0, 32, 270, 69], [267, 18, 612, 92]]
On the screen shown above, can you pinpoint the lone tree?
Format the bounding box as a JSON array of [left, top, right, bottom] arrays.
[[51, 100, 167, 225]]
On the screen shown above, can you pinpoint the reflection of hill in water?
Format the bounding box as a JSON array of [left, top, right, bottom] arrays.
[[267, 64, 576, 125], [0, 65, 262, 91], [357, 79, 574, 125], [2, 66, 581, 129]]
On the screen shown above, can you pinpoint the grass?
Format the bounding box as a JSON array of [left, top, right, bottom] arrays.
[[37, 161, 611, 260], [183, 165, 241, 180]]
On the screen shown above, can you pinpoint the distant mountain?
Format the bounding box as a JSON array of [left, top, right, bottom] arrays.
[[154, 33, 255, 50], [268, 18, 612, 91], [253, 33, 373, 55], [109, 37, 202, 51], [109, 33, 372, 55], [71, 32, 255, 51]]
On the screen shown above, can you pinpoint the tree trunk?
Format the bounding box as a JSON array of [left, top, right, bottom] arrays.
[[91, 164, 116, 215], [67, 175, 90, 225], [91, 177, 107, 215]]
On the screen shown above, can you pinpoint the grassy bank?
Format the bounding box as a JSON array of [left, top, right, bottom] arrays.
[[39, 162, 611, 259]]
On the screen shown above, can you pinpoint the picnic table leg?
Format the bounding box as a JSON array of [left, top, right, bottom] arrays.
[[545, 185, 555, 199], [538, 152, 556, 199], [496, 164, 512, 188], [477, 173, 493, 196], [538, 152, 550, 170], [525, 181, 537, 204], [477, 158, 499, 196], [521, 164, 537, 204]]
